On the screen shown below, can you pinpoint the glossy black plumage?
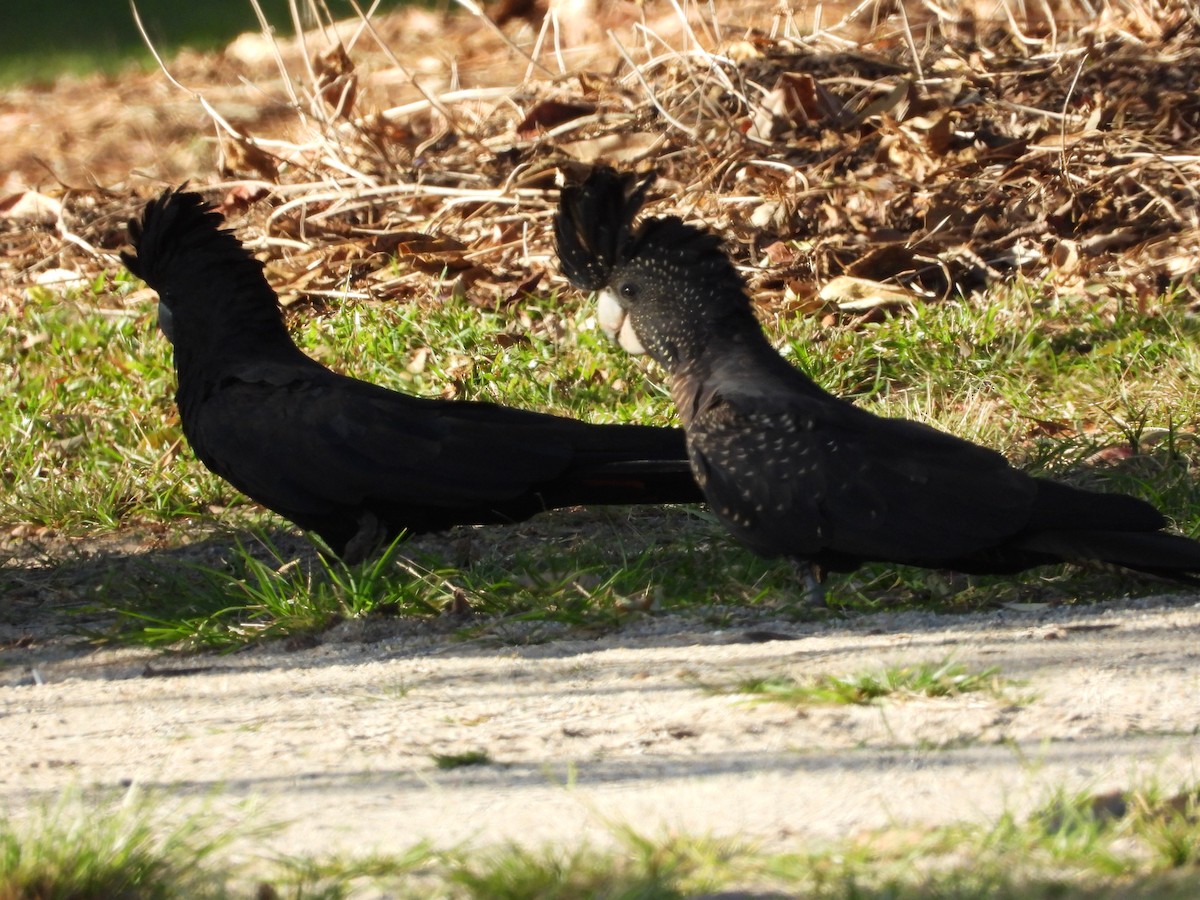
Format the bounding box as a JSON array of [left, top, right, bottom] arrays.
[[556, 167, 1200, 585], [123, 188, 701, 560]]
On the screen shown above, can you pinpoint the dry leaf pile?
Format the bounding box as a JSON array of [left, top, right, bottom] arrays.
[[2, 0, 1198, 320]]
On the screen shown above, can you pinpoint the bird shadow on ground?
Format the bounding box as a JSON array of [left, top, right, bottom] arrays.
[[2, 506, 719, 665], [3, 498, 1199, 687], [46, 735, 1193, 801]]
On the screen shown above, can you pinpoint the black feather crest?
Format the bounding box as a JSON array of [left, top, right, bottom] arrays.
[[555, 167, 654, 290], [122, 188, 259, 291], [555, 167, 747, 297]]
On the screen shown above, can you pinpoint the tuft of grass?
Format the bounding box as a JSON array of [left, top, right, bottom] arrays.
[[7, 784, 1200, 898], [269, 841, 443, 899], [101, 531, 453, 649], [1018, 784, 1200, 872], [444, 827, 743, 900], [725, 659, 1007, 706], [0, 790, 239, 899], [433, 750, 493, 770]]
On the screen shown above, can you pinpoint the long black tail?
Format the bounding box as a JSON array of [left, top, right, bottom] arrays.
[[936, 479, 1200, 583], [418, 397, 705, 511], [1026, 529, 1200, 584], [1037, 478, 1200, 581], [539, 455, 704, 510]]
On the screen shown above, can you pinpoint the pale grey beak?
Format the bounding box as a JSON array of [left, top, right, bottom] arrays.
[[597, 288, 646, 355]]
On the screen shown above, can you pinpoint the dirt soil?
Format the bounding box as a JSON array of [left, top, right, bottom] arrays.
[[5, 588, 1200, 857]]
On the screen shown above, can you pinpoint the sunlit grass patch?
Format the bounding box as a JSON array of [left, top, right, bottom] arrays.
[[2, 278, 224, 532], [433, 750, 493, 770], [7, 266, 1200, 651], [1018, 784, 1200, 872], [442, 827, 746, 900], [101, 531, 455, 650], [720, 659, 1008, 706], [0, 790, 239, 900], [7, 782, 1200, 898]]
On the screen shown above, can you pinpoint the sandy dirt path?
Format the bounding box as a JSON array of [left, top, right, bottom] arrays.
[[4, 592, 1200, 858]]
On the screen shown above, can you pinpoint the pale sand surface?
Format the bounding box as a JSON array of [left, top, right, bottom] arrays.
[[5, 593, 1200, 856]]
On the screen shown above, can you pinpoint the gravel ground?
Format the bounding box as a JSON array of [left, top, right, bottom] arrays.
[[5, 588, 1200, 857]]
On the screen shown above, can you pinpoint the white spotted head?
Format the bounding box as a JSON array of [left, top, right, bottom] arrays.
[[555, 167, 754, 370]]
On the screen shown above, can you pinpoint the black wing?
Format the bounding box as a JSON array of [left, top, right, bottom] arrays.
[[688, 393, 1035, 562], [186, 361, 697, 551], [687, 379, 1167, 573]]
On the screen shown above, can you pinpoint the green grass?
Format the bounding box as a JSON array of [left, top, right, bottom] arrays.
[[723, 658, 1007, 706], [0, 278, 668, 538], [0, 0, 418, 85], [433, 749, 493, 770], [102, 532, 454, 648], [8, 783, 1200, 898], [3, 276, 221, 532], [442, 828, 739, 899], [0, 790, 241, 899], [6, 269, 1200, 649], [97, 512, 804, 649]]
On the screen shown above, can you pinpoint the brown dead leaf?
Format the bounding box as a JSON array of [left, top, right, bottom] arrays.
[[517, 100, 595, 137], [846, 245, 915, 282], [905, 112, 953, 156], [220, 183, 269, 214], [780, 279, 823, 314], [493, 332, 529, 349], [749, 72, 854, 140], [368, 231, 484, 281], [882, 123, 938, 182], [558, 132, 667, 164], [219, 135, 279, 182], [750, 73, 822, 140], [371, 231, 468, 256], [847, 80, 912, 127], [1085, 445, 1134, 466], [749, 200, 793, 231], [490, 0, 541, 26], [1027, 124, 1104, 153], [1050, 239, 1080, 275], [498, 271, 543, 309], [1025, 418, 1075, 439], [267, 262, 326, 306], [920, 200, 985, 234], [321, 241, 377, 265], [313, 44, 358, 118], [761, 241, 797, 266]]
